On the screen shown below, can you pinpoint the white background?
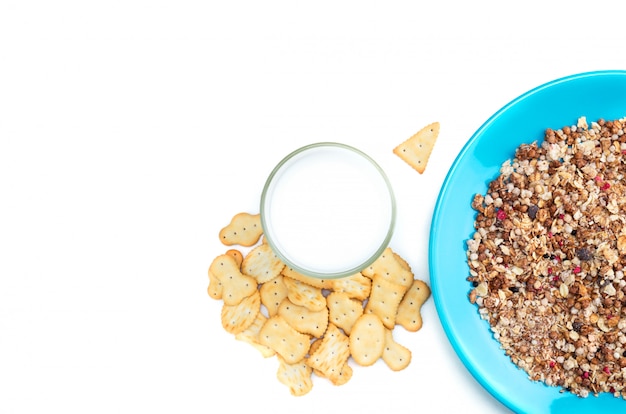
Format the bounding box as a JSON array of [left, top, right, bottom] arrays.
[[2, 1, 626, 413]]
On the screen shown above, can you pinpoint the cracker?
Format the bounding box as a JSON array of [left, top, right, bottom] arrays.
[[209, 254, 258, 306], [219, 212, 263, 247], [326, 291, 363, 335], [276, 356, 314, 397], [259, 315, 311, 364], [329, 272, 371, 301], [282, 266, 332, 290], [306, 324, 350, 383], [207, 269, 223, 300], [396, 279, 431, 332], [259, 274, 288, 317], [242, 243, 285, 283], [349, 313, 385, 367], [283, 276, 326, 312], [393, 121, 440, 174], [307, 338, 353, 385], [235, 311, 275, 358], [278, 298, 329, 338], [221, 291, 261, 335], [309, 353, 353, 386], [361, 247, 414, 290], [364, 274, 405, 329], [307, 338, 325, 378], [382, 328, 412, 371], [209, 207, 432, 395], [226, 249, 244, 267], [327, 362, 352, 386], [309, 337, 322, 356], [393, 252, 411, 273], [208, 248, 245, 300]]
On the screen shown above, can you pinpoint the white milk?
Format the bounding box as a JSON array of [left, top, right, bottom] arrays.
[[261, 143, 395, 278]]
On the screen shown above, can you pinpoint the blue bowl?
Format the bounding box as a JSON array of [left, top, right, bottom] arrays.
[[429, 70, 626, 414]]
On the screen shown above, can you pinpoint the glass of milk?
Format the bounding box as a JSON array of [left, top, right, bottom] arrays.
[[261, 143, 396, 279]]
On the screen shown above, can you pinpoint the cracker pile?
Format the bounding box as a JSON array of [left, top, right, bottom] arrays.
[[208, 212, 431, 396]]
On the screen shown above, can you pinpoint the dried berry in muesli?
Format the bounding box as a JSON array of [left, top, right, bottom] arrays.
[[467, 116, 626, 398]]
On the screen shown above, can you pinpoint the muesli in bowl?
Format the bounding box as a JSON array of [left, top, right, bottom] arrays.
[[467, 116, 626, 398]]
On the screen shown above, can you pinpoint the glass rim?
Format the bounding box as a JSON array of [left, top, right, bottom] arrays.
[[260, 142, 396, 279]]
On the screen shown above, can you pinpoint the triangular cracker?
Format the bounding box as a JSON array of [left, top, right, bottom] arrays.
[[393, 122, 440, 174]]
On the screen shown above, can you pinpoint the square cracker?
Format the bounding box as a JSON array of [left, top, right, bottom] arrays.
[[393, 121, 440, 174], [242, 243, 285, 283], [259, 315, 311, 364], [364, 274, 405, 330], [306, 324, 350, 383], [326, 291, 363, 335]]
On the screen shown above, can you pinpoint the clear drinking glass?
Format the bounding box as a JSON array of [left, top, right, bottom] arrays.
[[261, 142, 396, 279]]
